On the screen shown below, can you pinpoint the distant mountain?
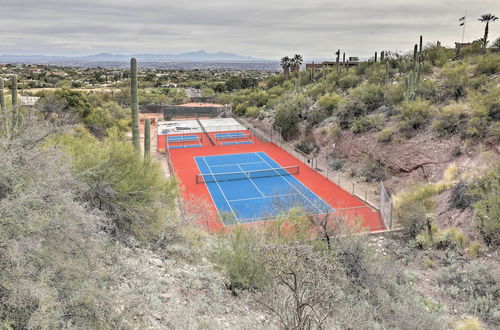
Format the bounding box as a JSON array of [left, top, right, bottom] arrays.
[[0, 51, 268, 64]]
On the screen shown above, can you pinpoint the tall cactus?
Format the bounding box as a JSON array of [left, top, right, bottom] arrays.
[[144, 118, 151, 158], [374, 51, 378, 62], [0, 78, 5, 116], [380, 51, 385, 62], [385, 62, 390, 88], [404, 44, 423, 101], [130, 58, 140, 154], [11, 75, 17, 122]]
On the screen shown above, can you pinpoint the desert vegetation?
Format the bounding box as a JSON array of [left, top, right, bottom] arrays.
[[1, 25, 499, 328]]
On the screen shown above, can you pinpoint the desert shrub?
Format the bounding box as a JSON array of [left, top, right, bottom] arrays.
[[432, 102, 470, 136], [464, 113, 489, 139], [438, 261, 499, 321], [84, 101, 131, 137], [416, 226, 467, 250], [215, 227, 267, 293], [0, 116, 122, 328], [306, 83, 326, 99], [337, 72, 361, 90], [337, 99, 366, 129], [425, 45, 454, 67], [423, 257, 436, 269], [394, 183, 448, 238], [376, 128, 394, 142], [249, 90, 269, 107], [246, 105, 262, 117], [307, 108, 329, 126], [358, 156, 386, 182], [50, 128, 177, 242], [416, 79, 438, 101], [438, 62, 470, 101], [468, 86, 500, 121], [397, 99, 434, 134], [259, 245, 345, 330], [329, 126, 342, 141], [455, 316, 484, 330], [468, 242, 483, 259], [274, 94, 312, 140], [384, 83, 405, 105], [365, 62, 386, 84], [449, 181, 474, 209], [328, 157, 344, 170], [317, 92, 344, 114], [232, 102, 248, 116], [474, 53, 500, 75], [348, 82, 385, 112], [295, 137, 316, 155], [351, 116, 380, 134], [470, 166, 500, 246]]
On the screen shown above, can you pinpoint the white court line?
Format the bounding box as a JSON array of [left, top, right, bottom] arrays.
[[201, 157, 239, 221], [236, 164, 265, 198], [209, 161, 265, 168], [254, 152, 325, 214], [228, 193, 298, 203]]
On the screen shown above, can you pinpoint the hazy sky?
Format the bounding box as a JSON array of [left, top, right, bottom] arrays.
[[1, 0, 499, 60]]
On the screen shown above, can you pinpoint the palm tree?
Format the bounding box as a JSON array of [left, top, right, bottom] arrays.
[[280, 56, 291, 80], [291, 54, 303, 72], [478, 13, 498, 49]]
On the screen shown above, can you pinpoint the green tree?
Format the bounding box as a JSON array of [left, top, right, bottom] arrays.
[[478, 13, 498, 49], [280, 56, 292, 80]]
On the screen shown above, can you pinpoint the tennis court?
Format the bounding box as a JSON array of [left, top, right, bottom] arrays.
[[166, 134, 203, 149], [195, 152, 333, 223], [215, 132, 253, 146]]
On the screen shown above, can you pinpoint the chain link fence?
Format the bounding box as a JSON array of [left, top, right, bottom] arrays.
[[232, 116, 395, 230]]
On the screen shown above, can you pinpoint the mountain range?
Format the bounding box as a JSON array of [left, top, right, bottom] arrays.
[[0, 51, 269, 63]]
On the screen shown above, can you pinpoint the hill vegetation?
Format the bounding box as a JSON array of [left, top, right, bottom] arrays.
[[0, 37, 499, 328]]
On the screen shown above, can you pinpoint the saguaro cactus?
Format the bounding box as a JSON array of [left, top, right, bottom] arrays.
[[130, 58, 140, 153], [144, 118, 151, 158], [404, 44, 423, 101], [0, 78, 5, 115], [11, 75, 17, 121]]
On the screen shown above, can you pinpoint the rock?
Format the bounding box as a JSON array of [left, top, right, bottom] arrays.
[[153, 314, 163, 320], [258, 314, 267, 323], [150, 257, 163, 267]]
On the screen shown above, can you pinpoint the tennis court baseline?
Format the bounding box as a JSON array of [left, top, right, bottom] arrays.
[[195, 152, 333, 224]]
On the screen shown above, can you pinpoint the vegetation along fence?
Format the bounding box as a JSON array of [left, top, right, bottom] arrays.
[[232, 116, 394, 230]]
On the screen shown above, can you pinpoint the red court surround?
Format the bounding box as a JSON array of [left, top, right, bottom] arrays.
[[167, 131, 385, 233]]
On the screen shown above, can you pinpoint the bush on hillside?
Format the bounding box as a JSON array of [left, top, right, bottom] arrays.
[[337, 72, 361, 90], [438, 261, 499, 321], [438, 62, 470, 101], [397, 99, 434, 135], [317, 92, 344, 114], [348, 82, 385, 112], [351, 116, 381, 134], [470, 166, 500, 246], [432, 102, 470, 137], [474, 53, 500, 75], [424, 45, 454, 67], [50, 128, 177, 242], [274, 94, 312, 140], [376, 128, 395, 142], [337, 99, 366, 129], [384, 83, 405, 106], [215, 227, 267, 293], [295, 137, 316, 155]]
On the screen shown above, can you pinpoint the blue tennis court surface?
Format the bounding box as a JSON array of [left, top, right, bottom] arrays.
[[167, 135, 199, 142], [169, 144, 201, 149], [195, 152, 333, 224], [221, 141, 253, 146], [214, 132, 246, 139]]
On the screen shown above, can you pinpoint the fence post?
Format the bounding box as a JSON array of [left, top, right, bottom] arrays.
[[365, 191, 367, 203], [338, 174, 340, 186], [352, 182, 355, 195]]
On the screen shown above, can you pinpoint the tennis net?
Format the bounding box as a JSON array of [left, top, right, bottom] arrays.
[[196, 165, 299, 183]]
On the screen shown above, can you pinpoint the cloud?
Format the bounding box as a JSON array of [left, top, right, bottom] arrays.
[[1, 0, 499, 59]]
